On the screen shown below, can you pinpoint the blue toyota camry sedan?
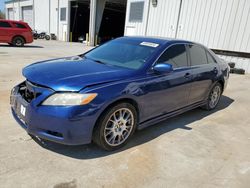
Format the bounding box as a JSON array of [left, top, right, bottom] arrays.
[[10, 37, 229, 150]]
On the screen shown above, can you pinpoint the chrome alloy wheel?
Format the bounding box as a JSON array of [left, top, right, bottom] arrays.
[[104, 108, 134, 146], [209, 85, 221, 109]]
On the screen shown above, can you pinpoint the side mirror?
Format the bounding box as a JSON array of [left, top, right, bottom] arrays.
[[153, 63, 173, 74]]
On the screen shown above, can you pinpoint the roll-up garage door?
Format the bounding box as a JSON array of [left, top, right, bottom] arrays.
[[22, 6, 33, 29], [8, 8, 14, 20]]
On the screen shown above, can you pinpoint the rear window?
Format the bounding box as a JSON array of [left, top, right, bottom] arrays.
[[0, 21, 11, 28], [14, 23, 27, 29], [206, 51, 217, 64]]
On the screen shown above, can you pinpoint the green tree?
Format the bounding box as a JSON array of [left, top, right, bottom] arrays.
[[0, 10, 5, 19]]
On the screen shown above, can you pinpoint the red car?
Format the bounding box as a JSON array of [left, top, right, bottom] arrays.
[[0, 19, 33, 46]]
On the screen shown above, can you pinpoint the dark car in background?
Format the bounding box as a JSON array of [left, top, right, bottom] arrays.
[[0, 19, 33, 46], [10, 37, 230, 150]]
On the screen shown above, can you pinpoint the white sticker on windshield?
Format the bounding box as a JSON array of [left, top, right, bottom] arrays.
[[140, 42, 159, 48]]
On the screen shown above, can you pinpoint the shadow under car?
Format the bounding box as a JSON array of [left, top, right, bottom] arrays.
[[30, 95, 234, 159]]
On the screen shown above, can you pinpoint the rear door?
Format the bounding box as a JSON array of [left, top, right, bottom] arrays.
[[0, 21, 12, 42], [142, 44, 192, 120], [12, 22, 31, 39], [187, 44, 219, 104]]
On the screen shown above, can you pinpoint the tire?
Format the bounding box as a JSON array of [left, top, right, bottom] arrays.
[[51, 35, 57, 40], [230, 68, 235, 73], [12, 36, 25, 47], [234, 68, 245, 75], [93, 103, 138, 151], [202, 83, 222, 111], [228, 62, 235, 68], [45, 35, 50, 40]]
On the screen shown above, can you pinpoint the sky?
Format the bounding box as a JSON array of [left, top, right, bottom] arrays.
[[0, 0, 5, 12]]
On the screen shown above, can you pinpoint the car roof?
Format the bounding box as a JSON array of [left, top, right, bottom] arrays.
[[0, 19, 27, 24], [117, 36, 199, 46]]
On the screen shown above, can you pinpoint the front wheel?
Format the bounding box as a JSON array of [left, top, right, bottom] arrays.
[[93, 103, 137, 151], [202, 83, 222, 110]]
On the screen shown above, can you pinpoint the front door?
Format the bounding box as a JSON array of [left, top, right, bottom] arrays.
[[141, 44, 192, 121]]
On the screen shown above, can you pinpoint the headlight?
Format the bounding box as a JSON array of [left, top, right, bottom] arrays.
[[42, 93, 97, 106]]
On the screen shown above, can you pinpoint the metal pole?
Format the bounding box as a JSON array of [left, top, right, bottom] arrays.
[[18, 0, 20, 20], [144, 0, 151, 36], [70, 32, 72, 42], [89, 0, 97, 46], [57, 0, 60, 39], [49, 0, 51, 33], [12, 1, 14, 19], [33, 0, 35, 29], [175, 0, 183, 38], [86, 33, 89, 46]]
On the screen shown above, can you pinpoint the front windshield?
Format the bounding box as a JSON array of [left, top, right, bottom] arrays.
[[84, 40, 158, 70]]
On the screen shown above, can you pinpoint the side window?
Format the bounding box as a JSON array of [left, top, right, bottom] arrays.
[[189, 45, 208, 66], [14, 23, 26, 29], [157, 44, 188, 68], [206, 51, 217, 64], [0, 21, 11, 28]]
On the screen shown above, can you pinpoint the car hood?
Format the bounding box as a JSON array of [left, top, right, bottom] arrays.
[[23, 56, 134, 91]]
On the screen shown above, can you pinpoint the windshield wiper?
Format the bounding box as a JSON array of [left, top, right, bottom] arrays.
[[92, 59, 106, 64], [93, 60, 106, 64], [81, 55, 107, 65]]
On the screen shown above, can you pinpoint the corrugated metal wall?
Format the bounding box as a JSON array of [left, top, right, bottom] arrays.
[[125, 0, 250, 53], [146, 0, 181, 38], [177, 0, 250, 53]]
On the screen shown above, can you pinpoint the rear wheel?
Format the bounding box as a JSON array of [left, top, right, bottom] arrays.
[[202, 83, 222, 110], [45, 35, 50, 40], [93, 103, 137, 151], [12, 36, 25, 47]]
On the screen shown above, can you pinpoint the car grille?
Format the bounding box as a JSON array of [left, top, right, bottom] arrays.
[[19, 81, 42, 103]]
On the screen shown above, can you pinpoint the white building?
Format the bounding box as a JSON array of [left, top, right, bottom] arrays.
[[5, 0, 250, 72]]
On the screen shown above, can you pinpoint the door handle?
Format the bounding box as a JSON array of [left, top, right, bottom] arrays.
[[184, 72, 191, 78]]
